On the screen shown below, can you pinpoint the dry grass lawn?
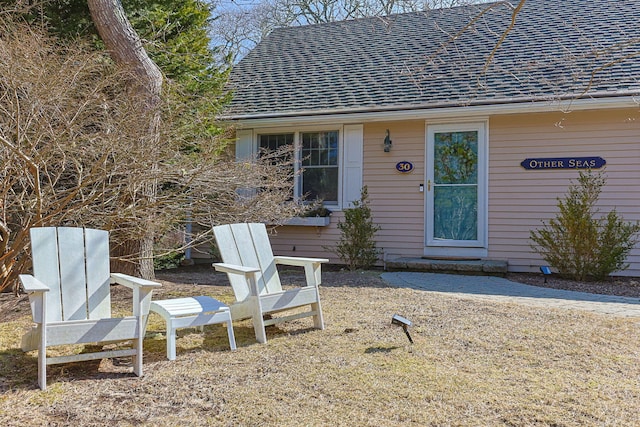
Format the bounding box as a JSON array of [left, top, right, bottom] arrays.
[[1, 266, 639, 426]]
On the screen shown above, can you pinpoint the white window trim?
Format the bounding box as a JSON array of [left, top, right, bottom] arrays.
[[236, 124, 364, 211]]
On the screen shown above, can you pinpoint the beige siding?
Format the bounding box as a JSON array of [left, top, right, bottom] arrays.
[[362, 121, 426, 260], [256, 108, 640, 277], [489, 109, 640, 276], [269, 120, 427, 263], [268, 216, 343, 263]]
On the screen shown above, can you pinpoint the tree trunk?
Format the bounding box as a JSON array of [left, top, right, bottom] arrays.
[[87, 0, 162, 279]]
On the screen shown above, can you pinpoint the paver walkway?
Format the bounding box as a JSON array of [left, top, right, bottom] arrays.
[[380, 272, 640, 318]]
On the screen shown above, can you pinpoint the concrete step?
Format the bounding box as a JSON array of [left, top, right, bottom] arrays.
[[384, 257, 508, 276]]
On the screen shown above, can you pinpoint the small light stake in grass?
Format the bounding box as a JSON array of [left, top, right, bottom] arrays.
[[540, 266, 552, 283], [392, 314, 413, 344]]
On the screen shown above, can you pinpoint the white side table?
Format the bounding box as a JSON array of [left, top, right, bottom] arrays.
[[150, 296, 236, 360]]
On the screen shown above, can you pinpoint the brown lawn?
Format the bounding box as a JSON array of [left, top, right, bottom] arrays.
[[0, 266, 639, 426]]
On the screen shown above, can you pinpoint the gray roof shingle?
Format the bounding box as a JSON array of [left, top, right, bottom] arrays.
[[225, 0, 640, 119]]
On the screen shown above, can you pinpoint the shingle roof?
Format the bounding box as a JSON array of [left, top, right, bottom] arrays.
[[225, 0, 640, 119]]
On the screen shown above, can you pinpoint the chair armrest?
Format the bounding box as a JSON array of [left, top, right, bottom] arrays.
[[19, 275, 49, 324], [110, 273, 162, 289], [213, 263, 260, 276], [19, 274, 50, 293], [110, 273, 161, 317], [274, 256, 328, 287], [274, 256, 329, 267], [213, 263, 261, 299]]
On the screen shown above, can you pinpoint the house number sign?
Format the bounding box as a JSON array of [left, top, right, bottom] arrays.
[[521, 156, 606, 170], [396, 161, 414, 173]]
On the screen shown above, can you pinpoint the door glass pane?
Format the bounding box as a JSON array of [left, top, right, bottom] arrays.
[[433, 130, 478, 241], [433, 186, 478, 240], [434, 131, 478, 184]]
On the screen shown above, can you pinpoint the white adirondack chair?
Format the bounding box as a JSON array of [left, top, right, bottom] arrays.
[[212, 223, 328, 344], [19, 227, 161, 390]]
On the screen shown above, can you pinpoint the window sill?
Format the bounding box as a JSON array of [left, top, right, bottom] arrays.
[[282, 216, 331, 227]]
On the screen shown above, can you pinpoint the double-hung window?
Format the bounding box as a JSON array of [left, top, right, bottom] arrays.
[[258, 130, 339, 206]]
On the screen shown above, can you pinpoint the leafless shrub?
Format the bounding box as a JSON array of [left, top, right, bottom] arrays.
[[0, 15, 303, 292]]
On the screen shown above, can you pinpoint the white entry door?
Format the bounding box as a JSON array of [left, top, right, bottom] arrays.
[[425, 122, 487, 257]]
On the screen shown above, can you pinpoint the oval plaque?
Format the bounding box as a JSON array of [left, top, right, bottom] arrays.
[[396, 161, 414, 173]]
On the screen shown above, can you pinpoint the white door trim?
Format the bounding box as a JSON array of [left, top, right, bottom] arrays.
[[424, 120, 488, 258]]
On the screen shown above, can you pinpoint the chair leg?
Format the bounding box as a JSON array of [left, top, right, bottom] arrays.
[[167, 319, 177, 361], [133, 336, 143, 377], [38, 325, 47, 391], [312, 302, 324, 330], [133, 315, 145, 377], [226, 318, 237, 350], [252, 312, 267, 344]]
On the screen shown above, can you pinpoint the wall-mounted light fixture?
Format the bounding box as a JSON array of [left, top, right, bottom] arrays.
[[383, 129, 392, 152]]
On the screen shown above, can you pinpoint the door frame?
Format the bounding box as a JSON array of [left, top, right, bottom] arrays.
[[424, 120, 489, 258]]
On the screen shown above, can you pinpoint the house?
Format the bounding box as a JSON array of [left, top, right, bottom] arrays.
[[221, 0, 640, 276]]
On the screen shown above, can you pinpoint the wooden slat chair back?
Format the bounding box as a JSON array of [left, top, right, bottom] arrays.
[[214, 222, 282, 298], [212, 223, 328, 344], [32, 227, 111, 323], [20, 227, 161, 390]]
